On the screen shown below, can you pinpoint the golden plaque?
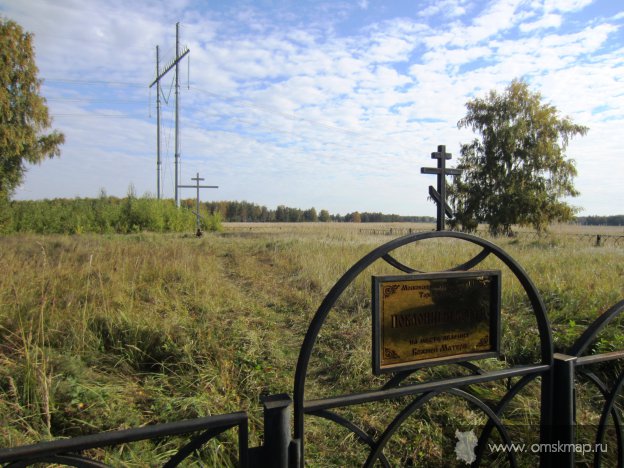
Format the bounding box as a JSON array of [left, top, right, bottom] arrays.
[[372, 271, 501, 374]]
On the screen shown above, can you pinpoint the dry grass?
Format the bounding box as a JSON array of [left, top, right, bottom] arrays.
[[0, 225, 622, 465]]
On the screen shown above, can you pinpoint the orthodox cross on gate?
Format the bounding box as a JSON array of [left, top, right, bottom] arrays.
[[420, 145, 462, 231], [178, 172, 218, 235]]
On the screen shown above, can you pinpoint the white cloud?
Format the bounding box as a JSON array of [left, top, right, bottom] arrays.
[[454, 0, 525, 45], [2, 0, 622, 216], [418, 0, 468, 19], [543, 0, 594, 13], [366, 35, 415, 62], [520, 13, 563, 32]]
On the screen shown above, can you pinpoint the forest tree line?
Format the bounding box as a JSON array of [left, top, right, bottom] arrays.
[[576, 215, 624, 226], [1, 197, 434, 234], [2, 197, 621, 235], [201, 200, 435, 223]]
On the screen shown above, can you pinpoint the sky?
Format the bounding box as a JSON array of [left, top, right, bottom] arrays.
[[1, 0, 622, 217]]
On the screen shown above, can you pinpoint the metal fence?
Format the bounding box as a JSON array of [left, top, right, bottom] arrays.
[[0, 412, 249, 467]]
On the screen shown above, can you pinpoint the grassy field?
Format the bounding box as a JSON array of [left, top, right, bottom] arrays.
[[0, 224, 623, 466]]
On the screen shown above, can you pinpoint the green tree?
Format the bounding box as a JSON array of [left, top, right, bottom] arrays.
[[449, 79, 588, 235], [0, 18, 64, 204], [347, 211, 362, 223], [318, 209, 330, 222], [303, 207, 318, 222], [275, 205, 288, 222]]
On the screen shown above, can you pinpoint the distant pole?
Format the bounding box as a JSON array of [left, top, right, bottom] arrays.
[[174, 22, 180, 207], [156, 45, 161, 200], [193, 173, 203, 232]]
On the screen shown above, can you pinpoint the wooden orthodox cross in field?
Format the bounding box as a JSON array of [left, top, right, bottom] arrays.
[[178, 173, 218, 235], [420, 145, 462, 231]]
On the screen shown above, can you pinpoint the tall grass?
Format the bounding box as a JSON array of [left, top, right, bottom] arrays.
[[0, 226, 622, 465]]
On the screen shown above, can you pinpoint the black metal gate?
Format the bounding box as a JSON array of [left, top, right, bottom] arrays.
[[1, 231, 623, 467], [293, 231, 554, 467]]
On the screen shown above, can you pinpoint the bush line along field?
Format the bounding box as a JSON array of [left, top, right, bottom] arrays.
[[2, 196, 222, 235], [0, 224, 623, 465], [1, 197, 432, 234]]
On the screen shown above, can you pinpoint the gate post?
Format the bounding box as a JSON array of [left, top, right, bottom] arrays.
[[262, 393, 292, 468], [552, 353, 577, 467]]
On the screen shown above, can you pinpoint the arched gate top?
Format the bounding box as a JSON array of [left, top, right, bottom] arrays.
[[293, 230, 553, 457]]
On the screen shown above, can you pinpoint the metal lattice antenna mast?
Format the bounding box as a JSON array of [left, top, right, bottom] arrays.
[[174, 22, 180, 207], [156, 46, 161, 200], [149, 23, 189, 204]]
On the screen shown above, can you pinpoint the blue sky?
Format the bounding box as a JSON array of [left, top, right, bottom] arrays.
[[1, 0, 622, 216]]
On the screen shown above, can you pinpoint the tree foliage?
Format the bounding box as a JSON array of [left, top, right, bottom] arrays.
[[2, 198, 436, 232], [4, 195, 221, 234], [449, 79, 588, 235], [0, 18, 64, 200]]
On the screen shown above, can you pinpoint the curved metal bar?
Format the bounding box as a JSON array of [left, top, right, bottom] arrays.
[[294, 231, 553, 462], [381, 253, 422, 273], [579, 370, 624, 468], [447, 388, 518, 468], [569, 300, 624, 357], [448, 247, 492, 272], [594, 367, 624, 467], [163, 426, 230, 468], [381, 247, 491, 275], [6, 454, 109, 468], [363, 391, 438, 468], [474, 373, 539, 465], [458, 361, 486, 375], [381, 370, 415, 390], [308, 410, 391, 468], [363, 388, 517, 467]]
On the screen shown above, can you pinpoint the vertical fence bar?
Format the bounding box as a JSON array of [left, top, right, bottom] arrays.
[[262, 393, 292, 468], [239, 415, 249, 468], [553, 353, 577, 467], [540, 366, 554, 467]]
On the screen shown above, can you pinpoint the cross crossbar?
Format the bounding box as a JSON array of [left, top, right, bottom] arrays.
[[421, 168, 462, 176]]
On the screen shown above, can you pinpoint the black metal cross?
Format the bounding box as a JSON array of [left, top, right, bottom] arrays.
[[179, 172, 218, 234], [420, 145, 462, 231]]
